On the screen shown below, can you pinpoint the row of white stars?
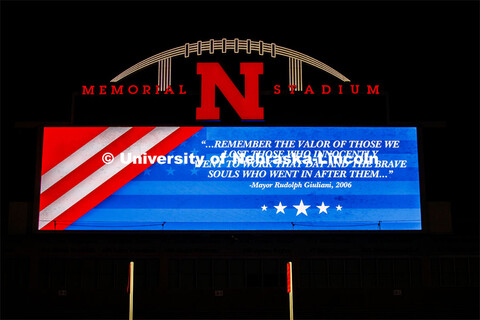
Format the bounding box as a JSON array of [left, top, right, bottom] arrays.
[[143, 166, 199, 176], [261, 200, 342, 216], [143, 149, 201, 176]]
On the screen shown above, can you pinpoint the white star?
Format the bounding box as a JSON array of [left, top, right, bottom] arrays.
[[274, 202, 287, 214], [261, 205, 268, 211], [293, 200, 310, 216], [336, 205, 342, 211], [317, 202, 329, 214]]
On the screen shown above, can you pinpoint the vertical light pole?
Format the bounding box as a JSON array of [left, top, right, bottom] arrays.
[[287, 261, 294, 320]]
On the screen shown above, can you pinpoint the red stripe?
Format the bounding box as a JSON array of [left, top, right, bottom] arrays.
[[287, 262, 292, 293], [39, 127, 155, 211], [41, 127, 203, 230], [41, 127, 108, 175]]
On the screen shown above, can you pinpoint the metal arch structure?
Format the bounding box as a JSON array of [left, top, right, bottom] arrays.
[[111, 38, 351, 91]]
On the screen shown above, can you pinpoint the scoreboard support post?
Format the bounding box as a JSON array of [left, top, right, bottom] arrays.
[[128, 261, 134, 320]]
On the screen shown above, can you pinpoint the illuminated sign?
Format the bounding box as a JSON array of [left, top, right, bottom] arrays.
[[81, 39, 380, 120], [38, 127, 421, 231]]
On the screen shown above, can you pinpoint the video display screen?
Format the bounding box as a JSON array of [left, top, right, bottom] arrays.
[[38, 127, 421, 231]]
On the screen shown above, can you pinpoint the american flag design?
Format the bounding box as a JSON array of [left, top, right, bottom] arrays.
[[39, 127, 421, 231]]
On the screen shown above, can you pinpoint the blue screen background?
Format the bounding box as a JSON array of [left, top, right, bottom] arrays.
[[68, 127, 422, 231]]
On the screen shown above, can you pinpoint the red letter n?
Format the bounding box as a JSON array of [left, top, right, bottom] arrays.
[[196, 62, 263, 120]]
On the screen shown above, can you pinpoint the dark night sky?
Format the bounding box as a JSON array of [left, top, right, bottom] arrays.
[[1, 1, 479, 234]]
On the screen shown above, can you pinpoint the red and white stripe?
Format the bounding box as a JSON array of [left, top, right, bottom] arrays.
[[38, 126, 202, 230], [40, 127, 131, 193]]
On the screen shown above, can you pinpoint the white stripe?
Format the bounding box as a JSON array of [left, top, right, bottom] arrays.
[[40, 127, 131, 193], [38, 127, 178, 229]]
